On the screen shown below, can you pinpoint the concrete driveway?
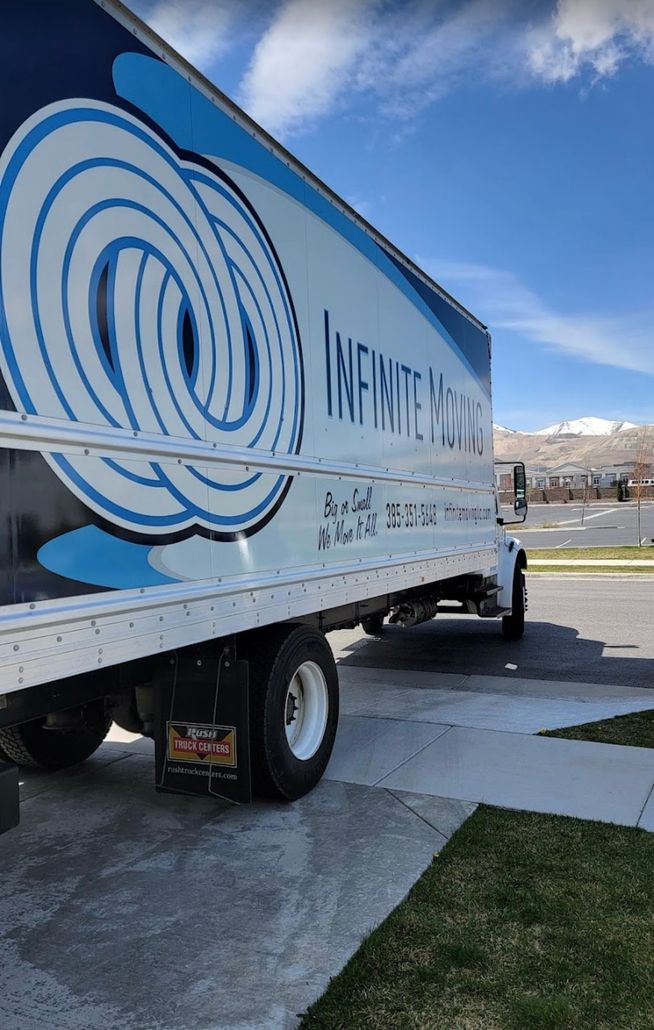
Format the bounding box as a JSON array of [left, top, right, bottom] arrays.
[[2, 760, 455, 1030], [2, 577, 653, 1030]]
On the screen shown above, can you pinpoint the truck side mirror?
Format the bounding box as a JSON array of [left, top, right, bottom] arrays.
[[513, 464, 527, 519]]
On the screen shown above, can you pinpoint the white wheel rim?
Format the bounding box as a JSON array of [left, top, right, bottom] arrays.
[[284, 661, 329, 761]]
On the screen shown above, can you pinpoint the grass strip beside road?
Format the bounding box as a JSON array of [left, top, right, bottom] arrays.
[[544, 710, 654, 749], [528, 566, 654, 575], [527, 546, 654, 575], [528, 547, 654, 560], [300, 807, 654, 1030]]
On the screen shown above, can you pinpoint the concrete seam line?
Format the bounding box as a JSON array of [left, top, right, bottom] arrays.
[[373, 725, 455, 786], [636, 780, 654, 828], [383, 788, 454, 841], [370, 726, 452, 786]]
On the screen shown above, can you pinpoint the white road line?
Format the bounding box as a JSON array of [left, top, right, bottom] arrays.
[[555, 509, 613, 526], [555, 538, 572, 548], [520, 526, 587, 533]]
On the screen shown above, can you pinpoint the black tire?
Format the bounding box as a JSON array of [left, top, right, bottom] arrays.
[[361, 613, 385, 636], [247, 624, 339, 800], [502, 564, 526, 641], [0, 701, 111, 769]]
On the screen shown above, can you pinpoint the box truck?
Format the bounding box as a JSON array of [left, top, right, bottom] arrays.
[[0, 0, 527, 824]]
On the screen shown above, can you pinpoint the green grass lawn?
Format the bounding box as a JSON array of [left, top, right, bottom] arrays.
[[300, 807, 654, 1030], [544, 709, 654, 749], [528, 547, 654, 561], [526, 546, 654, 574], [528, 566, 654, 575], [527, 568, 654, 576]]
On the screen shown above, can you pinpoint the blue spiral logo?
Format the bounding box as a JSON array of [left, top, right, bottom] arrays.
[[0, 101, 303, 537]]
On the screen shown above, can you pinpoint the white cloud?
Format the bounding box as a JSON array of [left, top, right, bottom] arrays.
[[237, 0, 532, 136], [420, 258, 654, 376], [143, 0, 654, 136], [527, 0, 654, 84], [355, 0, 523, 114], [238, 0, 380, 137], [147, 0, 238, 69]]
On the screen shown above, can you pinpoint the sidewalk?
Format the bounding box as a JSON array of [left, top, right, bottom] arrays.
[[326, 667, 654, 830]]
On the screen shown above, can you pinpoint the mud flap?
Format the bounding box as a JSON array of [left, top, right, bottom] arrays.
[[0, 761, 19, 835], [154, 641, 251, 805]]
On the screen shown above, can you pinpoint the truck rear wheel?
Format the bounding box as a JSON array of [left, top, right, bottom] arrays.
[[0, 701, 111, 770], [502, 564, 526, 641], [248, 624, 339, 800]]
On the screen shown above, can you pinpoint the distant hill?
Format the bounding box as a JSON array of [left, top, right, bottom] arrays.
[[493, 417, 653, 469]]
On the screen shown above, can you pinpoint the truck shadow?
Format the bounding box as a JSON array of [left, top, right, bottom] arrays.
[[337, 619, 654, 690]]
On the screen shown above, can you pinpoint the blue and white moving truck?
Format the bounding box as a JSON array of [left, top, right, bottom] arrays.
[[0, 0, 526, 819]]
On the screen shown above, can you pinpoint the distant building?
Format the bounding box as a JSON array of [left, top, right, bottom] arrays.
[[593, 463, 636, 487], [528, 467, 548, 490], [542, 463, 591, 489], [531, 471, 552, 490], [494, 460, 639, 492], [494, 465, 547, 490]]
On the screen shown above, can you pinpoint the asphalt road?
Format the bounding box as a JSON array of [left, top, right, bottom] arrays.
[[334, 575, 654, 688], [515, 501, 654, 548]]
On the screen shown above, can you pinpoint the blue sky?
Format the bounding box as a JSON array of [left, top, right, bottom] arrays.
[[131, 0, 654, 432]]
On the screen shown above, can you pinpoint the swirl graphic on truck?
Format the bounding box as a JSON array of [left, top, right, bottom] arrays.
[[0, 101, 304, 537]]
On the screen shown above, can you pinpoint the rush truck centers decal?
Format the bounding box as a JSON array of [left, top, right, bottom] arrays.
[[167, 722, 236, 767]]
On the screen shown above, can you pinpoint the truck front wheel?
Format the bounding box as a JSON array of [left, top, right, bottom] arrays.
[[502, 563, 526, 641], [248, 625, 339, 800], [0, 701, 111, 769]]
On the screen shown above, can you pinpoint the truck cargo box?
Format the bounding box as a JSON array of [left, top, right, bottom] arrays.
[[0, 0, 526, 809]]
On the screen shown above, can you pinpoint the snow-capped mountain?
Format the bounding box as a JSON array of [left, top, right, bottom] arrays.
[[493, 417, 651, 468], [492, 423, 518, 434], [534, 417, 638, 438]]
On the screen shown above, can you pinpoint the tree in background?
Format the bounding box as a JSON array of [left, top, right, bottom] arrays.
[[580, 448, 594, 525], [632, 428, 653, 546]]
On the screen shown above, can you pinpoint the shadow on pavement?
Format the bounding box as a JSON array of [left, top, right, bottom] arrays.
[[337, 619, 654, 690]]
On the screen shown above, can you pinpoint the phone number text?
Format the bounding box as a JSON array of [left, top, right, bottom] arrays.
[[386, 502, 438, 530]]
